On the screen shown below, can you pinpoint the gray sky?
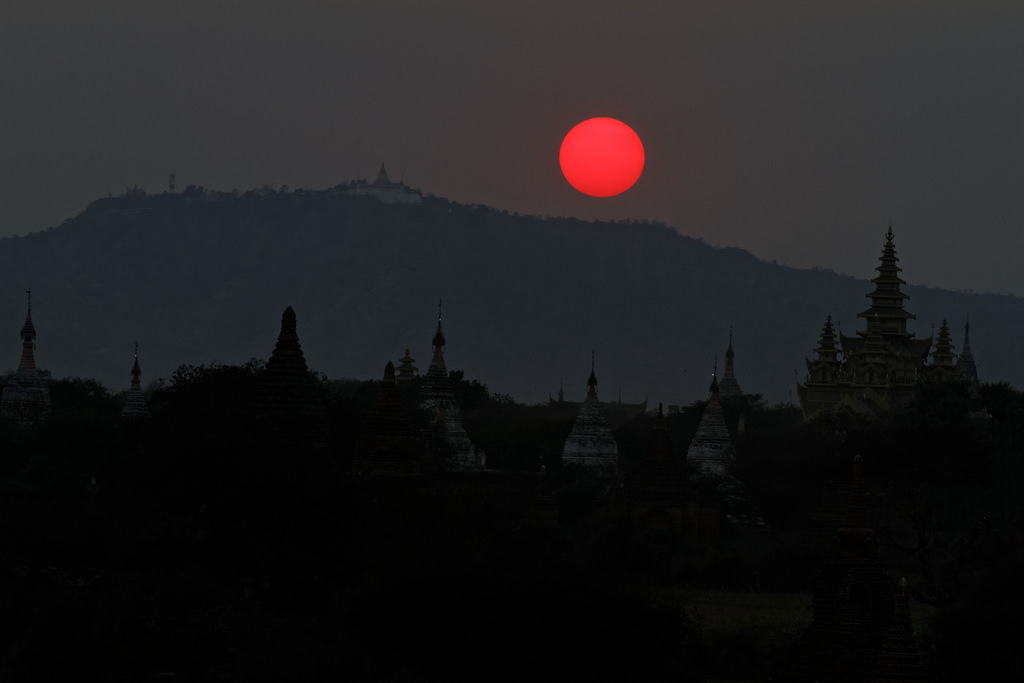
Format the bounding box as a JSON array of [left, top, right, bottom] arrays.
[[3, 1, 1024, 295]]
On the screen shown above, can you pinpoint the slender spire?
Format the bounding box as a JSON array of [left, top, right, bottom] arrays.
[[18, 289, 36, 371], [720, 328, 743, 398], [957, 316, 979, 385], [121, 342, 149, 420], [432, 299, 445, 349], [708, 356, 719, 398], [130, 342, 141, 389], [586, 350, 598, 400]]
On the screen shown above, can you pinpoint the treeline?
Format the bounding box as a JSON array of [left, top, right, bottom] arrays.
[[0, 366, 1022, 679]]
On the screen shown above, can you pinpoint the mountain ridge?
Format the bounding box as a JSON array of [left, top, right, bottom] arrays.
[[0, 188, 1018, 406]]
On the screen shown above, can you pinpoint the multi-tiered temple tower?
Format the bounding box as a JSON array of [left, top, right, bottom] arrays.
[[798, 228, 973, 417]]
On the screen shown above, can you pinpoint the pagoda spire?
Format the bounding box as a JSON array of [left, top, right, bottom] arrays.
[[586, 350, 598, 401], [428, 299, 447, 377], [131, 342, 142, 389], [708, 357, 719, 400], [121, 342, 149, 420], [957, 317, 979, 386], [432, 299, 445, 349], [858, 226, 915, 339], [719, 327, 744, 398], [19, 289, 36, 372], [2, 289, 52, 426]]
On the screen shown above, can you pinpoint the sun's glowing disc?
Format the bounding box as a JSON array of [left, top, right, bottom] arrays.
[[559, 117, 645, 197]]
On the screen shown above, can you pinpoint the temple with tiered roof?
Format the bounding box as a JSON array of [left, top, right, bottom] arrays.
[[1, 291, 51, 427], [798, 227, 974, 417]]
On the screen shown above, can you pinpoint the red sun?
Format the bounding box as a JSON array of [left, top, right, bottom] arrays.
[[559, 117, 645, 197]]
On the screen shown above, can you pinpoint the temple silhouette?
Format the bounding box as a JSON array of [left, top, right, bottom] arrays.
[[1, 291, 51, 427], [798, 227, 978, 418]]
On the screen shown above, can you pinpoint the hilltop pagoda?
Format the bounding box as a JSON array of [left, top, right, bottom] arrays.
[[1, 291, 51, 427], [348, 163, 423, 205]]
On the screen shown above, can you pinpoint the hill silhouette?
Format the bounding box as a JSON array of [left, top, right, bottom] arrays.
[[0, 186, 1018, 405]]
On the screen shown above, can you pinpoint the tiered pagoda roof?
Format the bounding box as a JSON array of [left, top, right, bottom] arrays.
[[858, 226, 915, 339], [396, 348, 418, 382]]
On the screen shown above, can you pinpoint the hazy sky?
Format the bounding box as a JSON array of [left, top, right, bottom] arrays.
[[3, 2, 1024, 295]]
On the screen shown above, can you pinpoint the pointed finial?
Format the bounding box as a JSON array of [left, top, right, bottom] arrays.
[[438, 298, 442, 322], [26, 289, 31, 311]]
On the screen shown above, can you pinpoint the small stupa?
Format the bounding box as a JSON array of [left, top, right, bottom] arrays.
[[419, 301, 482, 470], [686, 362, 735, 476], [561, 352, 618, 470]]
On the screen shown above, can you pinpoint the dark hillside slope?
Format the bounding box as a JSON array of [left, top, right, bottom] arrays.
[[0, 189, 1017, 405]]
